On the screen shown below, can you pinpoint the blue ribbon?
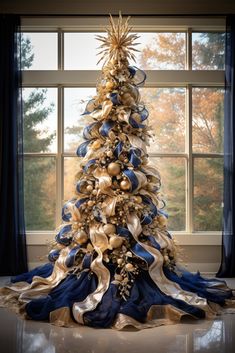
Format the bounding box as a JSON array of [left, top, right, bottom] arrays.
[[128, 65, 147, 86], [140, 195, 158, 225], [48, 249, 61, 262], [128, 148, 142, 167], [75, 197, 88, 209], [139, 106, 149, 121], [62, 198, 76, 222], [109, 92, 120, 105], [76, 140, 91, 157], [76, 180, 91, 195], [113, 141, 124, 158], [65, 245, 81, 268], [129, 116, 145, 129], [55, 224, 73, 246], [81, 99, 101, 115], [82, 253, 93, 269], [100, 120, 115, 137], [131, 242, 154, 266], [83, 122, 99, 140], [147, 235, 161, 251], [83, 159, 97, 173], [123, 169, 139, 191], [116, 225, 132, 239]]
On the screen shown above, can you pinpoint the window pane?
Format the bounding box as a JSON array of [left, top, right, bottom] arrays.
[[64, 157, 82, 202], [192, 88, 224, 153], [150, 157, 186, 231], [64, 88, 96, 153], [64, 33, 104, 70], [132, 32, 186, 70], [192, 32, 225, 70], [140, 88, 185, 153], [193, 158, 223, 231], [23, 88, 57, 153], [21, 33, 57, 70], [24, 157, 56, 230]]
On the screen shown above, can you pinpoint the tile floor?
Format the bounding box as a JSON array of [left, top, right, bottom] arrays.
[[0, 277, 235, 353]]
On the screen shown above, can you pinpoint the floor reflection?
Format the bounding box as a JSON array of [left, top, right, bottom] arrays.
[[0, 307, 235, 353]]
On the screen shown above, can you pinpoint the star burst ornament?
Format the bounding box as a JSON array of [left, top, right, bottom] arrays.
[[96, 11, 140, 66]]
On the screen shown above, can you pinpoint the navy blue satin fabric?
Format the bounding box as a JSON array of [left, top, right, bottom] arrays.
[[217, 15, 235, 277], [10, 261, 234, 327], [0, 15, 28, 275]]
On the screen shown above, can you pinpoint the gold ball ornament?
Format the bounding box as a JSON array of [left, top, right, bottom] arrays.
[[106, 150, 113, 157], [106, 81, 115, 90], [158, 215, 167, 226], [103, 223, 116, 235], [87, 200, 95, 207], [125, 263, 135, 272], [91, 140, 102, 150], [86, 185, 93, 192], [74, 230, 88, 244], [109, 235, 123, 249], [107, 162, 121, 176], [120, 179, 131, 191], [135, 196, 142, 204]]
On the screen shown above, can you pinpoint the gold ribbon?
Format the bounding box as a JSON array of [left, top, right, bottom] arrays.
[[72, 222, 110, 324], [93, 167, 112, 194], [101, 195, 118, 217], [89, 99, 113, 121], [127, 134, 147, 153]]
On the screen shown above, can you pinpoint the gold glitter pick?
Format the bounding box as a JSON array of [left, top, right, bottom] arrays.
[[95, 11, 141, 66]]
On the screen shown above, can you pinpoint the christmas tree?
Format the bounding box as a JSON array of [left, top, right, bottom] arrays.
[[0, 13, 234, 330]]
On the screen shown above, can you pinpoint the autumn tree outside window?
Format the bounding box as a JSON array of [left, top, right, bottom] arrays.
[[20, 16, 225, 246]]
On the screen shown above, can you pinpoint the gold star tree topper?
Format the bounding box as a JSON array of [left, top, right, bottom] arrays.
[[96, 12, 140, 66]]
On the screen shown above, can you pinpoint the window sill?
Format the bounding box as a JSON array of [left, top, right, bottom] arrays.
[[26, 231, 222, 246]]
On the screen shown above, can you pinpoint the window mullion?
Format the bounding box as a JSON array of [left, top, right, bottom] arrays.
[[186, 27, 192, 70], [186, 84, 193, 233], [56, 86, 64, 228]]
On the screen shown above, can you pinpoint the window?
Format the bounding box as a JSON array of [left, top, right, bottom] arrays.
[[21, 16, 225, 245]]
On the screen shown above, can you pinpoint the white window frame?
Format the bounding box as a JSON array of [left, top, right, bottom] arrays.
[[21, 16, 226, 246]]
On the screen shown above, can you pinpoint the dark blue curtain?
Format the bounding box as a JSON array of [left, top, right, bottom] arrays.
[[217, 15, 235, 278], [0, 15, 28, 275]]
